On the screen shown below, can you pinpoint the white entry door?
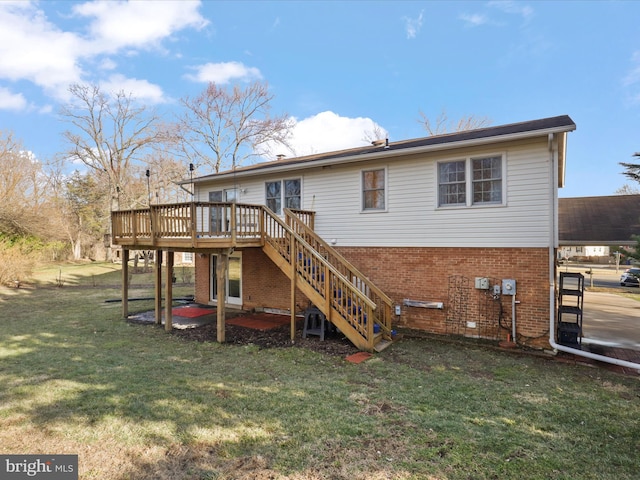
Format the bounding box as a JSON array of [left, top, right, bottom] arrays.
[[210, 252, 242, 306]]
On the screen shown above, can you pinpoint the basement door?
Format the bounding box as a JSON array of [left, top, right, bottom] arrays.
[[210, 252, 242, 306]]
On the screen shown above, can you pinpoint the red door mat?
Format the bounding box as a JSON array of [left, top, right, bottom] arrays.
[[345, 352, 373, 364], [226, 314, 290, 331], [172, 306, 216, 318]]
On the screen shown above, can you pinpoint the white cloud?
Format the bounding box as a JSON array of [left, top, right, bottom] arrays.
[[623, 51, 640, 87], [184, 62, 263, 84], [72, 0, 209, 55], [0, 3, 84, 99], [487, 1, 534, 23], [262, 111, 387, 159], [459, 13, 490, 27], [98, 58, 118, 71], [0, 86, 27, 111], [0, 1, 208, 102], [100, 74, 166, 104], [403, 10, 424, 39], [623, 51, 640, 105]]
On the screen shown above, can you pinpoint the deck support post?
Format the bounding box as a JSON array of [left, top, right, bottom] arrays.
[[216, 250, 228, 343], [290, 239, 297, 342], [154, 250, 163, 325], [122, 248, 129, 318], [165, 251, 174, 331]]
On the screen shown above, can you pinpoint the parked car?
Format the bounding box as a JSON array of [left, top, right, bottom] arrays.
[[620, 268, 640, 287]]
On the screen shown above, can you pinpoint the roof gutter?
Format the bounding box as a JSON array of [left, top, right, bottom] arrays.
[[560, 240, 636, 247], [191, 124, 576, 184], [548, 133, 640, 372]]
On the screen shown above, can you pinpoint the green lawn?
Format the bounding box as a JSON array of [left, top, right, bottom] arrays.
[[0, 263, 639, 479]]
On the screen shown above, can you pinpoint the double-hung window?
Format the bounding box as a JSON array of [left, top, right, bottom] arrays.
[[438, 154, 504, 207], [266, 179, 301, 214], [438, 161, 466, 206], [472, 156, 502, 204], [362, 168, 386, 211]]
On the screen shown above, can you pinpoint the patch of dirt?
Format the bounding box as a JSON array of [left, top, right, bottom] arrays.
[[170, 318, 360, 357]]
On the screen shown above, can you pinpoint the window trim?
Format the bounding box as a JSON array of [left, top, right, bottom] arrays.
[[437, 153, 506, 208], [265, 177, 301, 215], [361, 166, 388, 213]]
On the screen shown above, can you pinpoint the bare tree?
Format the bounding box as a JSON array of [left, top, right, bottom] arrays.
[[614, 184, 640, 195], [419, 109, 491, 136], [60, 171, 108, 260], [176, 81, 293, 173], [60, 83, 163, 209], [0, 131, 69, 281], [145, 152, 193, 204], [0, 131, 52, 236]]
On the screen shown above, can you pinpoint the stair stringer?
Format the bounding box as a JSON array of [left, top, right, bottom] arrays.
[[262, 237, 375, 351], [284, 209, 395, 340]]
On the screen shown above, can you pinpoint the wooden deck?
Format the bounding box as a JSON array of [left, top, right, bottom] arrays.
[[111, 202, 394, 352], [111, 202, 266, 250]]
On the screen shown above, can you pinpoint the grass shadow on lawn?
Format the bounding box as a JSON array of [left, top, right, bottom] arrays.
[[1, 271, 639, 479]]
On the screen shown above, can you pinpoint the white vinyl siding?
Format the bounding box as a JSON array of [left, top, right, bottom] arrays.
[[195, 138, 553, 248]]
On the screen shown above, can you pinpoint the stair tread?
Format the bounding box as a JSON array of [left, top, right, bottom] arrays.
[[374, 339, 393, 352], [264, 212, 394, 353]]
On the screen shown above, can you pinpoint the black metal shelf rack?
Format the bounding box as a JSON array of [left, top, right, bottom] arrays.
[[557, 272, 584, 349]]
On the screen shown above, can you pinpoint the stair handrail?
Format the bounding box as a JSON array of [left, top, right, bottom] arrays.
[[284, 208, 394, 306], [284, 209, 394, 338], [262, 207, 377, 312]]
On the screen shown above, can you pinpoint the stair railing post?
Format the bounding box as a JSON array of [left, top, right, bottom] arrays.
[[324, 264, 331, 314], [290, 238, 297, 342], [367, 304, 374, 350]]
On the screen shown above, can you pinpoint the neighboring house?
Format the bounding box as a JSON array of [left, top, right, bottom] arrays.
[[558, 245, 610, 261], [559, 195, 640, 263], [111, 115, 576, 351], [175, 252, 194, 265]]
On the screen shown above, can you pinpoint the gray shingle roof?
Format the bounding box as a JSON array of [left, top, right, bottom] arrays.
[[193, 115, 575, 182], [559, 195, 640, 245]]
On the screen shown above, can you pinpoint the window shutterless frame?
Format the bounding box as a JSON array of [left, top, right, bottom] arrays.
[[437, 153, 506, 208], [361, 167, 387, 212], [265, 178, 301, 214]]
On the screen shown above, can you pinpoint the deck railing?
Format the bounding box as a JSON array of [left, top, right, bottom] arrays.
[[111, 202, 263, 247]]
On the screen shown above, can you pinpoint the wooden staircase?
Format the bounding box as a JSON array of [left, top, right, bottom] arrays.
[[260, 207, 394, 352]]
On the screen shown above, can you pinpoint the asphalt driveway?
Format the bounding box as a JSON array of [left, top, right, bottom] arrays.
[[582, 290, 640, 349]]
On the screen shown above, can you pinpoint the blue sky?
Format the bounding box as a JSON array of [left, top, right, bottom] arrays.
[[1, 0, 639, 198]]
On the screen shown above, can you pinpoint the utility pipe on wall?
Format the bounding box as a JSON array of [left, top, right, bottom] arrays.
[[547, 133, 640, 371], [511, 294, 516, 343]]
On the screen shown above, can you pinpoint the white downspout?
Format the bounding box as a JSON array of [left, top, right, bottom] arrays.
[[548, 133, 640, 371]]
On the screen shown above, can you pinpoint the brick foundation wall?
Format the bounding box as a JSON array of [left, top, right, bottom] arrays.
[[195, 246, 552, 348], [194, 254, 210, 304], [241, 248, 312, 312], [194, 248, 311, 313], [335, 246, 551, 348]]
